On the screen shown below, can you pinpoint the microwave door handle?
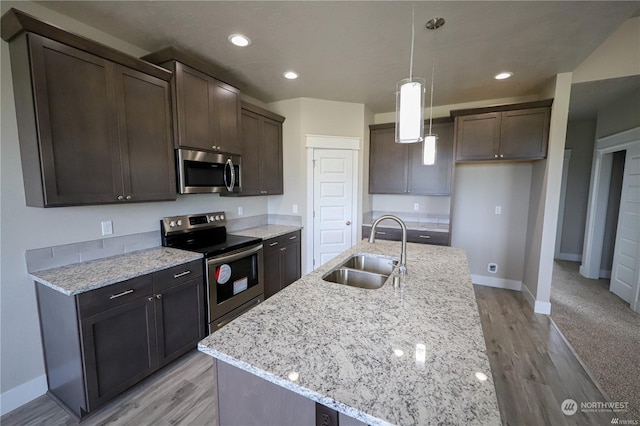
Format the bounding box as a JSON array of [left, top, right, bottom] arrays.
[[225, 158, 235, 192]]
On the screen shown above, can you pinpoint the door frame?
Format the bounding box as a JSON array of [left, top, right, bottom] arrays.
[[306, 135, 360, 273], [581, 127, 640, 281]]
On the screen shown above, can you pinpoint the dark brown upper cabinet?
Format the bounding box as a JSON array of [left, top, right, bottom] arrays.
[[369, 119, 454, 195], [142, 47, 242, 154], [224, 102, 285, 197], [1, 9, 175, 207], [452, 100, 552, 162]]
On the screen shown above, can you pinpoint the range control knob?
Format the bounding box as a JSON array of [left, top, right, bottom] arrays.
[[169, 221, 176, 227], [177, 220, 183, 226], [215, 215, 220, 220], [209, 215, 215, 222], [220, 214, 225, 220]]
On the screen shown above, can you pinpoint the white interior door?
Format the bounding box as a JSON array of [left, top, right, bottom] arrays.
[[610, 142, 640, 307], [313, 149, 354, 269]]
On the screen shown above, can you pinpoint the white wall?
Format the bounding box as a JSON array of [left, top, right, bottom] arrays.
[[0, 1, 268, 410], [522, 73, 572, 313], [451, 163, 532, 288], [595, 87, 640, 139]]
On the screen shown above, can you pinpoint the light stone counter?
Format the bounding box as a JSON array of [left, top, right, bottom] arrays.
[[198, 240, 500, 425], [362, 220, 449, 233], [29, 247, 203, 296], [230, 224, 303, 240]]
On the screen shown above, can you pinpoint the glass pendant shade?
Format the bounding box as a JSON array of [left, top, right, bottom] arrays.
[[395, 77, 425, 143], [423, 134, 437, 165]]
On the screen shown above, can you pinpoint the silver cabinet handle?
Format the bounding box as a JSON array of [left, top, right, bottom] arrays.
[[494, 154, 498, 158], [110, 289, 133, 299], [269, 241, 279, 247], [346, 221, 351, 225], [117, 195, 124, 201], [156, 294, 162, 299], [500, 154, 504, 158], [126, 195, 132, 200], [419, 235, 431, 239], [173, 270, 192, 279], [148, 297, 154, 302], [376, 231, 386, 235], [289, 235, 297, 240]]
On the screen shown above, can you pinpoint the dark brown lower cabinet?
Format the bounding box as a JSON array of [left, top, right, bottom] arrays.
[[362, 226, 450, 246], [36, 260, 204, 418], [263, 231, 302, 299]]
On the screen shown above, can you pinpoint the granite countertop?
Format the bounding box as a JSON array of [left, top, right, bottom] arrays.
[[29, 247, 203, 296], [198, 240, 500, 425], [362, 219, 449, 233], [230, 224, 303, 240]]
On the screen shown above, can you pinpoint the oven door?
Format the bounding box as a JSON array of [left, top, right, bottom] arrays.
[[177, 148, 241, 194], [206, 243, 263, 325]]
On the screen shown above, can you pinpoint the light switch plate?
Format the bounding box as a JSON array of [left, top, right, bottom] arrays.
[[101, 221, 113, 236], [414, 203, 420, 211], [292, 204, 298, 214], [238, 206, 244, 216], [495, 205, 502, 215]]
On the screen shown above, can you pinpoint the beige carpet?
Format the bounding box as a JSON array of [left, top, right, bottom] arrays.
[[551, 260, 640, 422]]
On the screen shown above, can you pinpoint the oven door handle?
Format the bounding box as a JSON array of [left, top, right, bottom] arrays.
[[224, 158, 236, 192], [207, 244, 263, 265]]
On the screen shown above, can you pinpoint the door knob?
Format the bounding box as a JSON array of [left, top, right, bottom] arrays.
[[346, 221, 351, 225]]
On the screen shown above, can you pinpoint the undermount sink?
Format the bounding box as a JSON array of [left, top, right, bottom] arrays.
[[322, 254, 398, 289]]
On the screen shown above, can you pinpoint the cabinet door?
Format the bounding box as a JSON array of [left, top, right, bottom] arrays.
[[499, 107, 550, 160], [211, 80, 241, 153], [238, 109, 262, 195], [369, 127, 408, 193], [114, 65, 176, 202], [175, 63, 214, 151], [80, 296, 157, 410], [155, 278, 205, 367], [28, 35, 123, 206], [455, 113, 501, 161], [263, 244, 281, 299], [408, 122, 454, 195], [261, 116, 284, 195], [281, 240, 301, 288]]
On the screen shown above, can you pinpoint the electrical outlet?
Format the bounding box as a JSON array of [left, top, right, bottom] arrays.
[[292, 204, 298, 214], [495, 205, 502, 215], [101, 221, 113, 236], [414, 203, 420, 211], [238, 206, 244, 216], [487, 263, 498, 273]]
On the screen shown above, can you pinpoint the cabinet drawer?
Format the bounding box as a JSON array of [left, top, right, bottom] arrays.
[[264, 231, 301, 251], [78, 275, 153, 318], [362, 226, 403, 241], [407, 230, 449, 246], [153, 260, 203, 293]]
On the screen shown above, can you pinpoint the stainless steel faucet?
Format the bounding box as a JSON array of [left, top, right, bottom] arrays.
[[368, 215, 407, 275]]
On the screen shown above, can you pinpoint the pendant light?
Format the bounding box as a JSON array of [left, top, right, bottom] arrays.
[[395, 4, 425, 144], [423, 17, 445, 165]]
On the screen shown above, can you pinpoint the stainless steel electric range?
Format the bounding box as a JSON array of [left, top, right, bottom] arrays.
[[161, 212, 263, 333]]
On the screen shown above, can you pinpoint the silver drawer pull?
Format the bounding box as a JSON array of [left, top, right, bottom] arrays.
[[173, 270, 192, 279], [110, 289, 134, 299], [376, 231, 386, 235], [289, 236, 297, 240], [269, 242, 279, 247], [419, 235, 431, 239]]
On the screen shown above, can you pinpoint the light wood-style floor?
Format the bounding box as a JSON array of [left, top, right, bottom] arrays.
[[3, 286, 615, 426]]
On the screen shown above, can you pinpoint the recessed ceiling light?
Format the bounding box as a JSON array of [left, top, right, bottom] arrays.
[[283, 71, 299, 80], [228, 34, 251, 47], [495, 72, 513, 80]]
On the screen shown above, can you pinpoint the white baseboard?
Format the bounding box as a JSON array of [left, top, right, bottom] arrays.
[[521, 283, 552, 315], [0, 374, 47, 416], [599, 269, 611, 279], [471, 274, 522, 291], [555, 252, 582, 262]]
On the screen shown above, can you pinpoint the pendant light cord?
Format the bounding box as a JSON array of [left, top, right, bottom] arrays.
[[409, 3, 415, 80], [428, 62, 434, 135]]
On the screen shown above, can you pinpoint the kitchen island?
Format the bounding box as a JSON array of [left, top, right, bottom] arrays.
[[198, 240, 500, 425]]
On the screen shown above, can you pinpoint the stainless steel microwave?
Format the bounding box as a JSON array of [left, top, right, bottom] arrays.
[[176, 148, 241, 194]]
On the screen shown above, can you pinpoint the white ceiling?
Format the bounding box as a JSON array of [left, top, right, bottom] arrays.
[[36, 1, 639, 113]]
